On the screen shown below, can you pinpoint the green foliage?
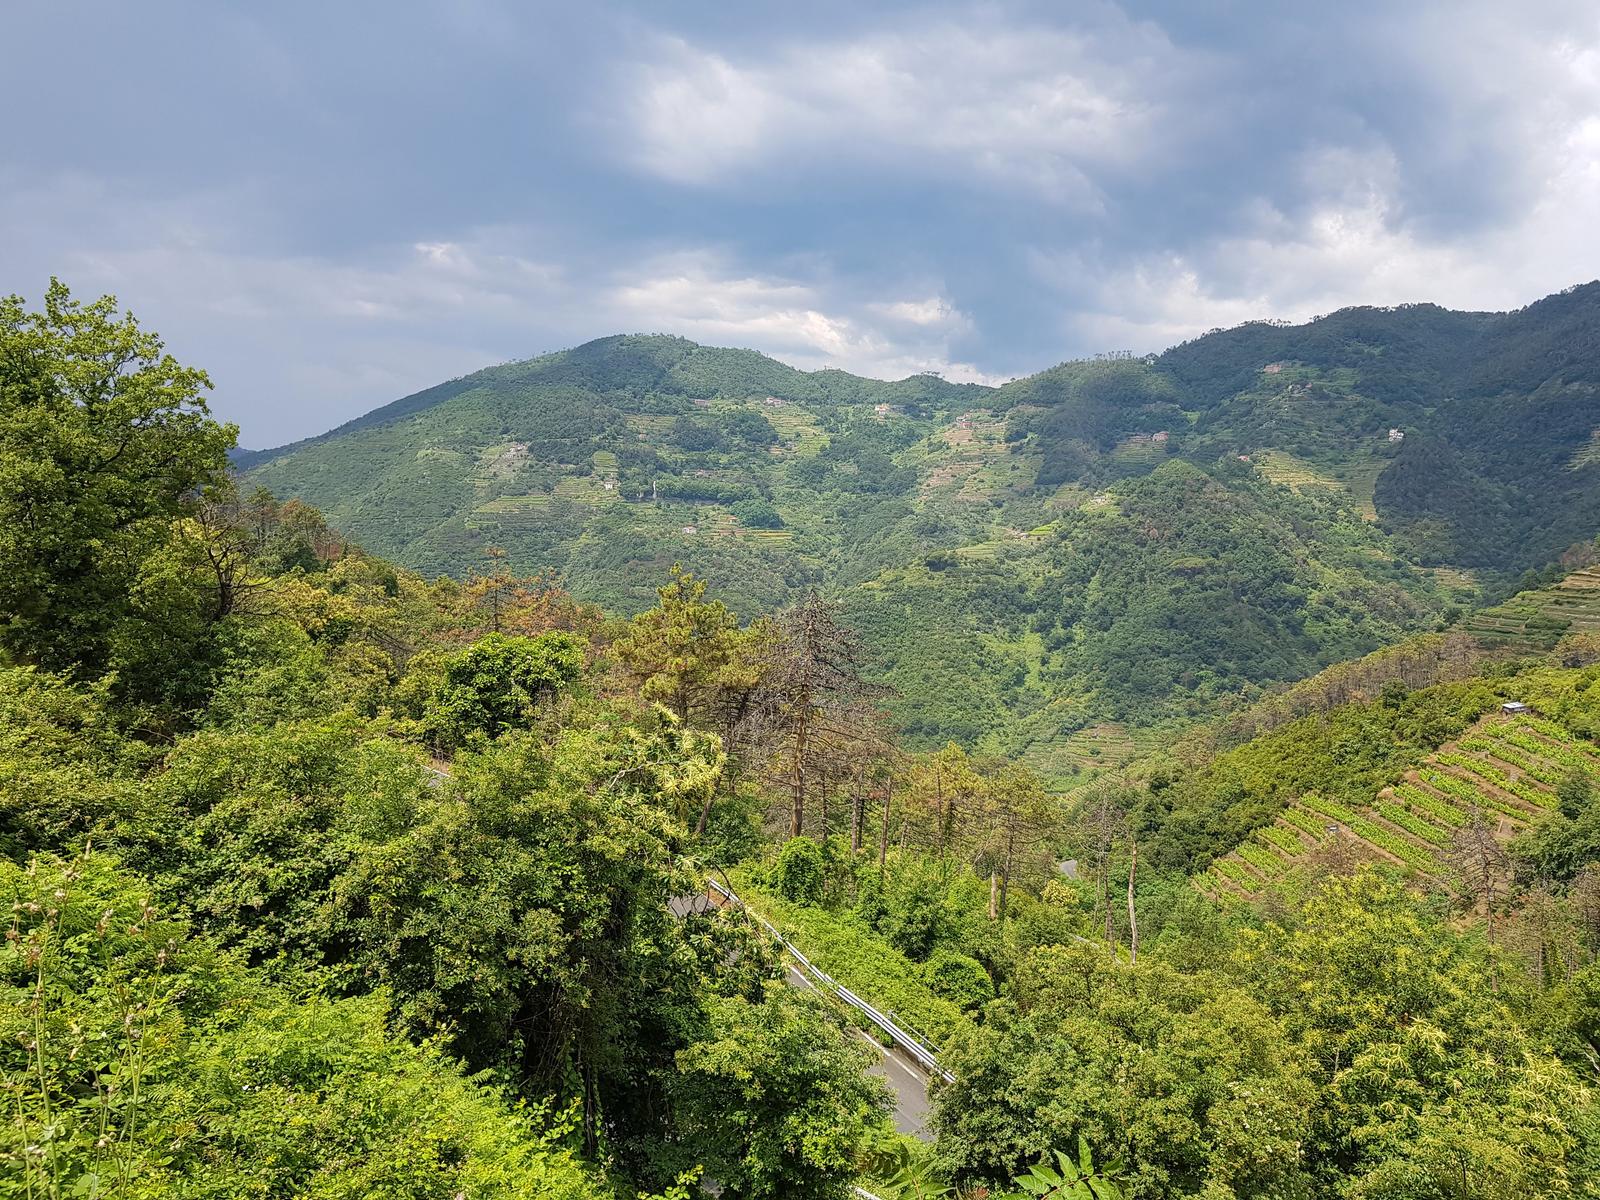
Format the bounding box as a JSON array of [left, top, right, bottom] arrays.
[[1, 852, 606, 1198], [328, 724, 693, 1088], [671, 987, 890, 1200], [1558, 765, 1595, 819], [993, 1141, 1127, 1200], [612, 565, 755, 727], [733, 878, 967, 1045], [922, 949, 994, 1011], [0, 666, 150, 860], [1238, 872, 1597, 1197], [0, 281, 235, 692], [775, 837, 826, 904], [425, 630, 585, 751], [937, 942, 1317, 1199], [731, 496, 784, 528]]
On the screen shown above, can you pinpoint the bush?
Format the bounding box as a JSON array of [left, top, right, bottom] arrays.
[[731, 497, 784, 529], [1558, 767, 1594, 819], [424, 631, 585, 752], [774, 837, 825, 904], [923, 949, 994, 1011]]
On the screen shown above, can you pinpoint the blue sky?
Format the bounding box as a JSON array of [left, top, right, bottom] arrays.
[[5, 1, 1600, 446]]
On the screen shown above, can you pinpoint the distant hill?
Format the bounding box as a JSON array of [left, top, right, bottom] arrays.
[[241, 286, 1600, 779]]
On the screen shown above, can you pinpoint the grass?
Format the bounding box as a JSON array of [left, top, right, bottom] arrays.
[[727, 874, 967, 1045]]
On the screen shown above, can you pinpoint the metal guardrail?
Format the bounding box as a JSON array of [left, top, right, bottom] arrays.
[[705, 878, 956, 1083]]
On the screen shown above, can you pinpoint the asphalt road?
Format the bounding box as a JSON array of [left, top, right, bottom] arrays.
[[671, 892, 938, 1138], [785, 964, 933, 1137]]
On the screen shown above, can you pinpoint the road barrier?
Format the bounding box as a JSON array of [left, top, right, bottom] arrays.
[[705, 878, 955, 1083]]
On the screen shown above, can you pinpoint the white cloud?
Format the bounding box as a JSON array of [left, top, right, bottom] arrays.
[[3, 172, 1005, 442], [1025, 10, 1600, 355], [1050, 120, 1600, 354], [620, 19, 1190, 202], [611, 254, 1000, 382]]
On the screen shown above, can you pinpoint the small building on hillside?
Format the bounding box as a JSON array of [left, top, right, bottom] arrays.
[[1263, 362, 1284, 374], [1152, 430, 1170, 443], [1502, 701, 1531, 715], [763, 396, 785, 407], [1388, 428, 1406, 443]]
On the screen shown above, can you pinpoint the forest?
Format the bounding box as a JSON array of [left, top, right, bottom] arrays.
[[233, 282, 1600, 790], [8, 284, 1600, 1199]]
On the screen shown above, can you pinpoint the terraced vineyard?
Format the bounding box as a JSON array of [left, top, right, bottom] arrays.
[[1196, 712, 1600, 902], [1464, 566, 1600, 649], [919, 410, 1010, 502], [1014, 719, 1158, 793], [1252, 449, 1386, 521]]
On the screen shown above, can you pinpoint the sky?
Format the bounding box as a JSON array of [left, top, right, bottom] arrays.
[[5, 1, 1600, 447]]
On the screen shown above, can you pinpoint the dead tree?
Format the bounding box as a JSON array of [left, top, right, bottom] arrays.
[[1443, 803, 1511, 948], [762, 593, 886, 838], [1074, 778, 1132, 948]]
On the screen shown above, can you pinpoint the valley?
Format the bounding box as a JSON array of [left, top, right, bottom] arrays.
[[8, 278, 1600, 1200], [239, 286, 1600, 790], [15, 6, 1600, 1194]]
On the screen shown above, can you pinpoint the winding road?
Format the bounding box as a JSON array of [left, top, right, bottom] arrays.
[[675, 881, 944, 1138]]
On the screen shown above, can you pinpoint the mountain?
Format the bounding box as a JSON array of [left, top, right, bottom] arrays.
[[241, 286, 1600, 781]]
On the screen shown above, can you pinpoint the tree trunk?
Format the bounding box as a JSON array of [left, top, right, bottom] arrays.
[[1103, 868, 1115, 947], [999, 820, 1015, 920], [1127, 837, 1139, 965], [694, 790, 716, 836], [879, 780, 893, 876], [790, 709, 808, 838], [851, 771, 864, 855], [988, 871, 998, 921]]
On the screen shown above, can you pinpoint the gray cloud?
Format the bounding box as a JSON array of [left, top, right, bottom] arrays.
[[3, 0, 1598, 445]]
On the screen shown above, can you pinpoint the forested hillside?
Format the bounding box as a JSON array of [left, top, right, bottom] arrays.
[[8, 283, 1600, 1199], [240, 282, 1600, 778]]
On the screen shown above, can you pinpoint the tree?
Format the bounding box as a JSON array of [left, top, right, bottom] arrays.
[[936, 944, 1315, 1199], [1, 852, 608, 1200], [774, 836, 826, 904], [614, 566, 748, 726], [766, 593, 883, 838], [0, 280, 235, 676], [327, 724, 703, 1146], [1444, 802, 1511, 946], [1070, 780, 1134, 948], [731, 497, 784, 529], [1557, 766, 1594, 819], [424, 631, 585, 752], [902, 744, 987, 862], [983, 763, 1053, 921], [671, 987, 889, 1200], [1238, 871, 1594, 1194]]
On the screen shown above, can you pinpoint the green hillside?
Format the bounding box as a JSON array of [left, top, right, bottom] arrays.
[[242, 286, 1600, 779], [12, 280, 1600, 1200], [1196, 709, 1595, 901]]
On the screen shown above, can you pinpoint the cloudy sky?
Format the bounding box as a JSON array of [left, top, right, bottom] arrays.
[[5, 1, 1600, 446]]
